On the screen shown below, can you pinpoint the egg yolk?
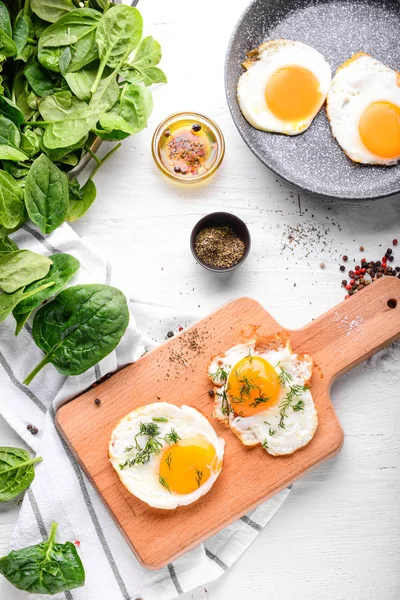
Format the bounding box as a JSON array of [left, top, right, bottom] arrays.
[[265, 65, 321, 122], [358, 101, 400, 159], [227, 355, 281, 417], [159, 437, 219, 495]]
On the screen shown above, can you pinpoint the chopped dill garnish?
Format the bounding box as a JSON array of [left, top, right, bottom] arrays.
[[278, 367, 293, 388], [249, 394, 270, 408], [152, 416, 168, 422], [159, 475, 171, 493], [220, 389, 232, 416], [292, 400, 305, 412], [195, 469, 203, 488], [164, 428, 181, 445], [230, 395, 245, 404], [165, 452, 172, 470], [262, 439, 268, 449], [239, 375, 257, 397], [278, 384, 310, 429], [269, 428, 276, 436], [211, 365, 228, 382]]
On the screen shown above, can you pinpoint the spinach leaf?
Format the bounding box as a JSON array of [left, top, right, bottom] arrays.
[[0, 1, 17, 57], [91, 5, 142, 94], [14, 252, 80, 315], [94, 126, 130, 142], [0, 115, 29, 162], [0, 447, 42, 502], [100, 83, 153, 136], [13, 12, 34, 59], [24, 154, 69, 233], [121, 65, 167, 87], [0, 236, 18, 255], [0, 249, 53, 293], [31, 0, 76, 24], [13, 310, 30, 334], [24, 283, 129, 383], [39, 92, 98, 148], [89, 70, 119, 113], [0, 281, 54, 323], [20, 129, 41, 157], [40, 133, 87, 160], [38, 9, 101, 73], [0, 521, 85, 593], [24, 62, 55, 96], [2, 160, 31, 179], [0, 96, 24, 126], [0, 169, 25, 230], [130, 36, 162, 69], [67, 178, 96, 221], [64, 62, 99, 101]]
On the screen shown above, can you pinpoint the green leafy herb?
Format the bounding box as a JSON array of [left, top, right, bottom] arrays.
[[278, 383, 310, 429], [0, 249, 52, 293], [0, 447, 42, 502], [0, 170, 25, 230], [0, 521, 85, 594], [0, 236, 18, 255], [0, 281, 54, 324], [262, 439, 268, 450], [195, 468, 203, 488], [152, 417, 168, 422], [220, 389, 232, 417], [159, 475, 171, 493], [239, 375, 258, 397], [24, 154, 69, 234], [278, 366, 293, 387], [249, 394, 270, 408], [23, 284, 129, 384], [165, 452, 172, 470], [269, 428, 276, 436], [31, 0, 76, 24], [292, 400, 305, 412], [211, 364, 228, 382], [164, 428, 180, 445]]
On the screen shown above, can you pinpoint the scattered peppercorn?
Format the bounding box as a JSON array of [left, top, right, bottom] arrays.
[[27, 424, 32, 431], [341, 279, 347, 286], [30, 427, 38, 435], [393, 239, 398, 246], [192, 123, 201, 132], [340, 265, 345, 271], [195, 225, 245, 269], [166, 331, 174, 338], [342, 255, 348, 261], [359, 246, 364, 251], [178, 326, 184, 332], [387, 248, 393, 255], [208, 389, 215, 397], [174, 166, 181, 173], [94, 398, 101, 406], [319, 262, 325, 269], [74, 540, 81, 547], [164, 130, 170, 138]]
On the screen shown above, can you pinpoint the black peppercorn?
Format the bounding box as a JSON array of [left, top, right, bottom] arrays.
[[31, 427, 38, 435], [166, 331, 174, 338], [387, 248, 393, 255], [94, 398, 101, 406], [174, 166, 181, 173], [342, 255, 348, 261], [27, 424, 32, 431], [340, 265, 345, 271], [192, 123, 201, 132], [388, 255, 394, 262], [341, 279, 347, 286], [208, 389, 215, 397]]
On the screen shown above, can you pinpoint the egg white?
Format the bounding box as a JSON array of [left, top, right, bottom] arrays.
[[109, 402, 224, 510], [208, 335, 317, 456], [327, 53, 400, 165], [237, 39, 331, 135]]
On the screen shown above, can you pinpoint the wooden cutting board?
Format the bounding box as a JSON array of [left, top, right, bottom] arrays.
[[56, 276, 400, 569]]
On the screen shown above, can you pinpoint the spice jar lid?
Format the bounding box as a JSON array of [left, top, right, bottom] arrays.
[[190, 212, 251, 272], [152, 112, 225, 183]]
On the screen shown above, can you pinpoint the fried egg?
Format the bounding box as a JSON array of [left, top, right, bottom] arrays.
[[109, 402, 224, 509], [327, 53, 400, 165], [237, 39, 331, 135], [208, 332, 317, 455]]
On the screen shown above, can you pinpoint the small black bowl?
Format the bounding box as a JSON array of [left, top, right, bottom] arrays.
[[190, 212, 251, 272]]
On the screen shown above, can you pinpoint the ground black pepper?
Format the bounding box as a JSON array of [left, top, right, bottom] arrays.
[[195, 226, 245, 268]]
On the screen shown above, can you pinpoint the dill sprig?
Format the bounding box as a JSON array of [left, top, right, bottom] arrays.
[[220, 389, 232, 416], [165, 452, 172, 470], [262, 439, 269, 449], [239, 375, 257, 397], [269, 428, 276, 436], [249, 394, 270, 408], [152, 416, 168, 422], [195, 469, 203, 488], [211, 365, 228, 382], [278, 384, 310, 429], [119, 421, 180, 470], [164, 428, 181, 445], [159, 475, 171, 493], [278, 367, 293, 388]]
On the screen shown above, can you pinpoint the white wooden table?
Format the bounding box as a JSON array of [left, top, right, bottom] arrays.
[[1, 1, 400, 598]]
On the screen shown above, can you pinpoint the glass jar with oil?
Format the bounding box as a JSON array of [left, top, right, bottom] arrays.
[[152, 112, 225, 183]]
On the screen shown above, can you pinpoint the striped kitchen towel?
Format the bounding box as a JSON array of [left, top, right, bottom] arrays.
[[0, 222, 290, 600]]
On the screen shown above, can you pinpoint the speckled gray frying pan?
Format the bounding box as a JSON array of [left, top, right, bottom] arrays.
[[225, 0, 400, 200]]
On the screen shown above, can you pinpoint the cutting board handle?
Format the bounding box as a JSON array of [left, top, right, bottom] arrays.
[[292, 277, 400, 384]]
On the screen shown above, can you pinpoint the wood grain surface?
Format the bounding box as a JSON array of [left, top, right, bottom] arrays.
[[56, 276, 400, 569]]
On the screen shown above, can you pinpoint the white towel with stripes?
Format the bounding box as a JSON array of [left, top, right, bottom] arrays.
[[0, 223, 290, 600]]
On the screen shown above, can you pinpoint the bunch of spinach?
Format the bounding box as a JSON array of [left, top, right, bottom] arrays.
[[0, 446, 42, 502], [0, 521, 85, 594], [0, 1, 165, 238]]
